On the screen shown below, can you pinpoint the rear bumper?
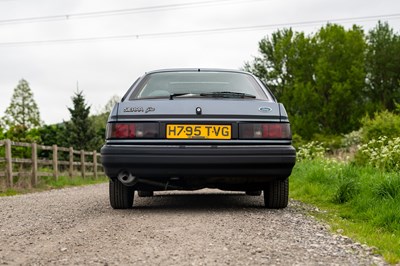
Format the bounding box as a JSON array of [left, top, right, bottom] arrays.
[[101, 144, 296, 180]]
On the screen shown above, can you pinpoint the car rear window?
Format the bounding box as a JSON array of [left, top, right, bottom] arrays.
[[129, 71, 267, 100]]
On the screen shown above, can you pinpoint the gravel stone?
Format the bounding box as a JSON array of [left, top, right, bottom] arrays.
[[0, 183, 389, 265]]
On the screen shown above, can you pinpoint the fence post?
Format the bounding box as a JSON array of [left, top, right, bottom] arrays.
[[69, 147, 73, 178], [53, 145, 58, 181], [93, 150, 98, 179], [31, 142, 38, 187], [80, 150, 85, 178], [5, 139, 13, 188]]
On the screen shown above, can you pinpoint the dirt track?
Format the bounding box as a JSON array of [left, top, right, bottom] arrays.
[[0, 183, 387, 265]]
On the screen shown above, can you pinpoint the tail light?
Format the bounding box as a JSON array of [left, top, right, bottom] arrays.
[[107, 123, 159, 139], [239, 123, 291, 139]]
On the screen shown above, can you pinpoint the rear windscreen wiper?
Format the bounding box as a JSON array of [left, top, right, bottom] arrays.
[[169, 91, 256, 100], [200, 91, 256, 99], [169, 93, 201, 100]]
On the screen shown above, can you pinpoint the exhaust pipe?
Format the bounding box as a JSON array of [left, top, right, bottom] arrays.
[[117, 171, 137, 186], [116, 171, 183, 189]]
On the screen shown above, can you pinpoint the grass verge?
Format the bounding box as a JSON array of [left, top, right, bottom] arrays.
[[0, 175, 108, 197], [290, 160, 400, 264]]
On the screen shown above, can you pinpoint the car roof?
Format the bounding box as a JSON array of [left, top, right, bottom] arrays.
[[144, 68, 253, 75]]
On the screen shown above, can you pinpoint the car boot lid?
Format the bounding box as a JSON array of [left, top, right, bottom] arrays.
[[110, 99, 288, 122]]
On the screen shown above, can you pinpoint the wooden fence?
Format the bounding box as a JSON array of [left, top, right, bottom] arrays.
[[0, 139, 104, 188]]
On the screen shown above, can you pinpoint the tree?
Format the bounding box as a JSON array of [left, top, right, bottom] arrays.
[[244, 28, 296, 100], [0, 125, 4, 140], [37, 123, 68, 158], [311, 24, 366, 135], [38, 124, 68, 147], [366, 21, 400, 111], [2, 79, 41, 131], [244, 24, 367, 139], [244, 29, 322, 138], [65, 90, 101, 151]]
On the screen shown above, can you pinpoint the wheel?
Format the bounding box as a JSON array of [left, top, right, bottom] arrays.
[[138, 191, 154, 197], [245, 190, 262, 196], [264, 178, 289, 209], [109, 179, 134, 209]]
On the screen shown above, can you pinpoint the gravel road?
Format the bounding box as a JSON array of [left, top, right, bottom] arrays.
[[0, 183, 387, 265]]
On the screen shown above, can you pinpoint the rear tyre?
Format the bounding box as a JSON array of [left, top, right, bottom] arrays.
[[264, 178, 288, 209], [138, 191, 154, 197], [109, 179, 134, 209]]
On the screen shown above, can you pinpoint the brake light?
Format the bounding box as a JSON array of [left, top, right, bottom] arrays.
[[112, 123, 135, 138], [239, 123, 291, 139], [107, 123, 159, 139]]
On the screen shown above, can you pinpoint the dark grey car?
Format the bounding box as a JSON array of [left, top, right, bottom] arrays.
[[101, 69, 296, 209]]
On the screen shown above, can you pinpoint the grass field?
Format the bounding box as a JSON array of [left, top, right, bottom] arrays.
[[290, 160, 400, 264], [0, 175, 108, 197]]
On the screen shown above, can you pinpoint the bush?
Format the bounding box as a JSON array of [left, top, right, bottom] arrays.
[[361, 111, 400, 142], [292, 133, 306, 150], [355, 136, 400, 172], [296, 141, 326, 161], [313, 134, 343, 152], [341, 129, 363, 149]]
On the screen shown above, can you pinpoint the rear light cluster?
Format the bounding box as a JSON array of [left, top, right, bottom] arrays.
[[107, 123, 159, 139], [107, 122, 291, 139], [239, 123, 291, 139]]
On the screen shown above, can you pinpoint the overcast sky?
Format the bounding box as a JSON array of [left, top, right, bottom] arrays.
[[1, 0, 399, 125]]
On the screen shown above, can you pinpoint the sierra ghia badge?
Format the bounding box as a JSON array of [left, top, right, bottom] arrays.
[[123, 106, 156, 113]]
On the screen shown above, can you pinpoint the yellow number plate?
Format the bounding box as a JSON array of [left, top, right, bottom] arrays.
[[166, 124, 231, 139]]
